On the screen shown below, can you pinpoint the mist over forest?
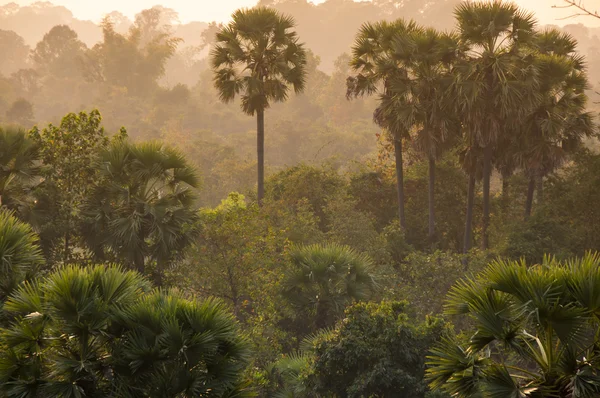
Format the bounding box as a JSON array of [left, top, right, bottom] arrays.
[[2, 0, 600, 396]]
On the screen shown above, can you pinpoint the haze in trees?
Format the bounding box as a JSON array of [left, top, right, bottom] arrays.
[[1, 0, 599, 396]]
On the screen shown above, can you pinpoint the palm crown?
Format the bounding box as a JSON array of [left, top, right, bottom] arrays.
[[83, 141, 199, 281], [211, 6, 307, 115]]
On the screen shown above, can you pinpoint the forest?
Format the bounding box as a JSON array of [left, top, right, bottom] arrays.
[[1, 0, 600, 396]]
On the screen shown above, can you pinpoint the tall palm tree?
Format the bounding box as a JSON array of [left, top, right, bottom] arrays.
[[391, 28, 463, 244], [427, 253, 600, 398], [454, 1, 540, 249], [82, 141, 199, 284], [211, 7, 307, 205], [518, 29, 594, 220], [0, 126, 40, 214], [0, 265, 252, 397], [282, 243, 378, 330], [347, 19, 420, 230]]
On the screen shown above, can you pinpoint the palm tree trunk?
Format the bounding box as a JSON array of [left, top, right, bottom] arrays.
[[393, 137, 406, 231], [524, 176, 535, 220], [428, 154, 436, 247], [536, 174, 543, 207], [481, 145, 492, 250], [501, 170, 510, 211], [463, 173, 475, 257], [257, 108, 265, 206]]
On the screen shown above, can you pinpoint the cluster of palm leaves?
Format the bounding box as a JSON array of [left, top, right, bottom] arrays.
[[82, 140, 200, 283], [347, 0, 595, 251], [0, 264, 251, 398], [426, 253, 600, 398], [0, 127, 40, 215], [282, 243, 378, 330], [0, 210, 43, 317]]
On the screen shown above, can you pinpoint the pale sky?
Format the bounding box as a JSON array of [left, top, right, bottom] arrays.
[[6, 0, 600, 26]]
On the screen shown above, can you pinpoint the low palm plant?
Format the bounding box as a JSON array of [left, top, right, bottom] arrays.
[[427, 253, 600, 398], [0, 265, 251, 397], [282, 243, 378, 330]]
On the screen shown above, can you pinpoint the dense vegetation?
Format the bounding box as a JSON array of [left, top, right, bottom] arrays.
[[1, 0, 600, 396]]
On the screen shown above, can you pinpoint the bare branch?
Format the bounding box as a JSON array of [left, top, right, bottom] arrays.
[[552, 0, 600, 20]]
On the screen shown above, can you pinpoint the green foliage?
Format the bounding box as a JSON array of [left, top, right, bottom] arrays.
[[427, 253, 600, 398], [503, 214, 574, 264], [178, 193, 322, 365], [541, 150, 600, 255], [265, 164, 345, 227], [0, 265, 251, 397], [30, 109, 123, 263], [0, 126, 40, 215], [282, 243, 378, 331], [82, 140, 199, 282], [392, 251, 488, 319], [0, 210, 43, 318], [307, 301, 449, 398]]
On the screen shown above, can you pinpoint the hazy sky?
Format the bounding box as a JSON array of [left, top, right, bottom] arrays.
[[6, 0, 599, 26]]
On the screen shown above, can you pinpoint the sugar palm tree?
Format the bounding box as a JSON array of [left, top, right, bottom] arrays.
[[211, 7, 307, 205], [427, 253, 600, 398], [282, 243, 378, 330], [0, 265, 251, 397], [82, 141, 199, 284], [0, 126, 40, 214], [347, 19, 420, 230], [391, 28, 463, 245], [454, 1, 540, 249], [518, 29, 594, 219]]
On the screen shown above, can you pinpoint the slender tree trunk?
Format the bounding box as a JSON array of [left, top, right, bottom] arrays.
[[64, 210, 70, 264], [536, 174, 543, 207], [501, 170, 510, 211], [428, 154, 436, 247], [393, 137, 406, 231], [64, 231, 70, 263], [524, 176, 535, 221], [463, 173, 475, 257], [481, 145, 493, 250], [257, 108, 265, 206]]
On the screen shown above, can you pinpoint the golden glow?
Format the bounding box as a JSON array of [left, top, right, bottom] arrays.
[[8, 0, 599, 25]]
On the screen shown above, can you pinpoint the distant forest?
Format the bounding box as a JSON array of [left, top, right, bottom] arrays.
[[1, 0, 600, 207]]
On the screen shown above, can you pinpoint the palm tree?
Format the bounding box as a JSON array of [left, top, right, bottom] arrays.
[[0, 265, 252, 397], [82, 141, 199, 284], [391, 28, 463, 244], [0, 209, 43, 321], [347, 19, 420, 230], [454, 1, 540, 249], [211, 7, 307, 205], [518, 29, 594, 220], [427, 253, 600, 398], [0, 126, 40, 213], [282, 243, 378, 330]]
